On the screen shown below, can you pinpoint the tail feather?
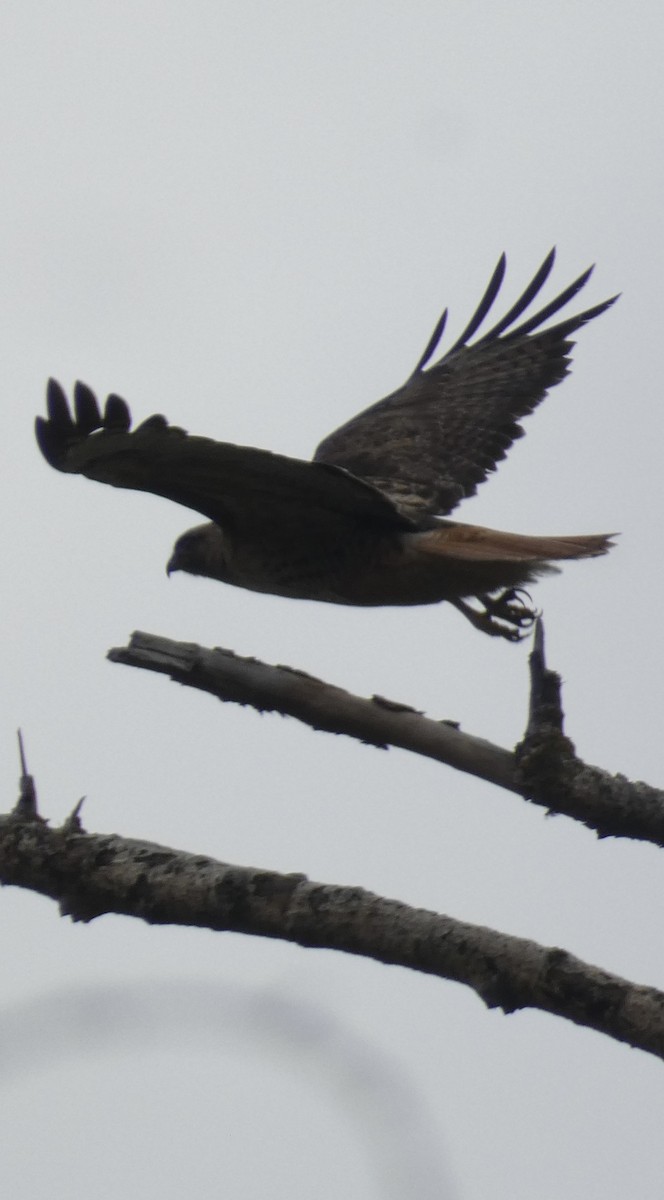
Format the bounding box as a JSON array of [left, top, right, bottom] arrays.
[[416, 523, 616, 564]]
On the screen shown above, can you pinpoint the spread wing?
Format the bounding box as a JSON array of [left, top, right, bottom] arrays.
[[36, 381, 412, 537], [314, 249, 618, 519]]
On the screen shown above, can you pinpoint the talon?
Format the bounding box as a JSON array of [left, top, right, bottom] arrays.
[[481, 588, 538, 629], [452, 588, 538, 641]]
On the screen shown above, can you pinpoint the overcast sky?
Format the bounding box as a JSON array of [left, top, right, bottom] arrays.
[[1, 3, 663, 1198]]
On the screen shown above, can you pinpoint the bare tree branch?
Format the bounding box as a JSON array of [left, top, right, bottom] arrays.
[[516, 620, 664, 843], [16, 730, 38, 818], [1, 801, 663, 1061], [108, 632, 517, 790], [108, 627, 664, 846]]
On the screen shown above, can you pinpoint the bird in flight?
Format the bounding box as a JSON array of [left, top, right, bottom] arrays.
[[36, 250, 617, 640]]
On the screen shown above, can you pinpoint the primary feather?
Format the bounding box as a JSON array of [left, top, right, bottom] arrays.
[[314, 249, 617, 519]]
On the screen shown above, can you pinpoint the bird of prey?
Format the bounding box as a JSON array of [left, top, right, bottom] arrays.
[[36, 250, 617, 640]]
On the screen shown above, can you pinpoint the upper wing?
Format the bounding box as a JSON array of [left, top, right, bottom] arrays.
[[36, 381, 411, 536], [314, 250, 619, 519]]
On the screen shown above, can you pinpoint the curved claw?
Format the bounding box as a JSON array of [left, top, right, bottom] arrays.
[[483, 588, 538, 629], [452, 588, 539, 641]]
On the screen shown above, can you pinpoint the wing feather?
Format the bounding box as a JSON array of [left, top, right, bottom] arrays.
[[314, 251, 618, 518], [36, 380, 411, 535], [36, 251, 617, 539]]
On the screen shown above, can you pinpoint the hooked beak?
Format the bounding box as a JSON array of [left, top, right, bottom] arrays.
[[166, 552, 180, 577]]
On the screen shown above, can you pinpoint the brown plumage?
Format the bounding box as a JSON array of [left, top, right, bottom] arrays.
[[35, 250, 617, 639]]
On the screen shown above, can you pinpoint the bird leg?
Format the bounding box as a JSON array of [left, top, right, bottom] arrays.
[[452, 589, 537, 642]]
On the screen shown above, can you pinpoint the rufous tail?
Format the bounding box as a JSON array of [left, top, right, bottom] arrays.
[[416, 523, 616, 564]]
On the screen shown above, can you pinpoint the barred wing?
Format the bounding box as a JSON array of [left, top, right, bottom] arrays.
[[314, 250, 618, 519]]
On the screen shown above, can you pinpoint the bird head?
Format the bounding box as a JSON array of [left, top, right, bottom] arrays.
[[166, 523, 227, 581]]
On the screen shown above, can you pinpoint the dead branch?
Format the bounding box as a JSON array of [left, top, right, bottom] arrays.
[[1, 797, 663, 1061], [108, 626, 664, 846], [515, 621, 664, 842], [108, 631, 516, 790]]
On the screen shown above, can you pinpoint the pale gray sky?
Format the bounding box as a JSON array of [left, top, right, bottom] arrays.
[[1, 3, 663, 1198]]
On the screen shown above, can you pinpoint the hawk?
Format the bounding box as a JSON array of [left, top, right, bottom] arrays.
[[36, 250, 617, 640]]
